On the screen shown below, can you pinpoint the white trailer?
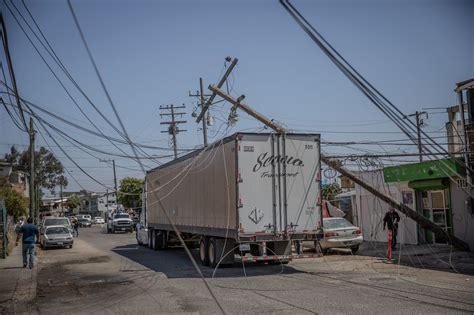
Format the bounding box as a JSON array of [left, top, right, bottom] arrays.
[[144, 133, 322, 267]]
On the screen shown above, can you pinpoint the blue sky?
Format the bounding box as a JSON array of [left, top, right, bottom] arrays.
[[1, 0, 473, 193]]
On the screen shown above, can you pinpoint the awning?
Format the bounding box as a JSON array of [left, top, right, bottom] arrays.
[[408, 178, 449, 190]]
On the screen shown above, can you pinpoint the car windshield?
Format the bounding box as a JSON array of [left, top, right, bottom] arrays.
[[95, 217, 102, 220], [45, 227, 69, 235], [324, 218, 354, 229], [44, 218, 69, 226], [115, 214, 129, 219]]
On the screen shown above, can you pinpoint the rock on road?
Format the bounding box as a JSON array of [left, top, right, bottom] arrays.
[[33, 226, 474, 314]]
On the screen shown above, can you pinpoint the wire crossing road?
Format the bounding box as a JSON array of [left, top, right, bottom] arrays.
[[33, 226, 474, 314]]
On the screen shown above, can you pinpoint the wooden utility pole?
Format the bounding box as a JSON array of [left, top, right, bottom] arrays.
[[407, 111, 427, 163], [210, 86, 470, 251], [100, 159, 118, 193], [196, 57, 238, 124], [28, 117, 35, 220], [189, 78, 211, 146], [160, 104, 187, 159]]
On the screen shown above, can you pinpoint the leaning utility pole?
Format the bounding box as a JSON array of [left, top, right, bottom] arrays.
[[160, 104, 187, 159], [407, 111, 427, 163], [209, 85, 470, 251], [28, 117, 35, 220], [196, 57, 238, 124]]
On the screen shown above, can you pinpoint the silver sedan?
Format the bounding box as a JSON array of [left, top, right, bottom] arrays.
[[303, 217, 363, 254], [40, 225, 74, 249]]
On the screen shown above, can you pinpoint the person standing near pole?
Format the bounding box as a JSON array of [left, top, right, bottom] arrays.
[[383, 207, 401, 250], [15, 217, 39, 269]]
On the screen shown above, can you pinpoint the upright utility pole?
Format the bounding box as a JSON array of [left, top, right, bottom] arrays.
[[189, 79, 211, 146], [100, 159, 118, 193], [160, 104, 187, 159], [407, 111, 427, 163], [112, 159, 118, 193], [28, 117, 35, 220]]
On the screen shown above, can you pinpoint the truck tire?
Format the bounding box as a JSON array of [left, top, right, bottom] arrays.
[[148, 230, 154, 249], [294, 241, 302, 255], [155, 231, 167, 250], [208, 238, 218, 268], [351, 245, 359, 254], [199, 237, 210, 266]]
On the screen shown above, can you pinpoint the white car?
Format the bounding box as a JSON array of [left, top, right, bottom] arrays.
[[303, 217, 363, 254], [93, 217, 105, 224], [40, 225, 74, 249]]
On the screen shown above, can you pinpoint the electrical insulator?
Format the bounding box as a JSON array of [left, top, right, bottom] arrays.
[[207, 113, 214, 126]]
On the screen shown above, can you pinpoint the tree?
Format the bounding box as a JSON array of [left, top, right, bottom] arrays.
[[118, 177, 144, 210], [322, 182, 342, 201], [4, 146, 20, 165], [0, 187, 28, 221], [4, 146, 67, 194], [66, 195, 81, 211]]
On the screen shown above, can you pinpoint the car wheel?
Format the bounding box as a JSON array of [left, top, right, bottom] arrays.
[[351, 245, 359, 254]]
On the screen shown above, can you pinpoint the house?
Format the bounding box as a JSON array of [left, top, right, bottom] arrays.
[[0, 162, 29, 198]]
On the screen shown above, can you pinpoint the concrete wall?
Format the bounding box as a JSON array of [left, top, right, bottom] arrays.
[[450, 182, 474, 251], [354, 170, 418, 245]]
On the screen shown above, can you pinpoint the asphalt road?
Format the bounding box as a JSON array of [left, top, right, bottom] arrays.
[[34, 226, 474, 314]]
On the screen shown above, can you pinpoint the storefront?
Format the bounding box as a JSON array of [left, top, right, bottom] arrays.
[[384, 159, 465, 245]]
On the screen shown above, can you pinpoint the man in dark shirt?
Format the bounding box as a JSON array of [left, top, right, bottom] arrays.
[[16, 217, 39, 269], [383, 207, 401, 250]]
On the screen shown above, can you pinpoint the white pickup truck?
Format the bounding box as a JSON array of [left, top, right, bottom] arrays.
[[107, 213, 133, 234]]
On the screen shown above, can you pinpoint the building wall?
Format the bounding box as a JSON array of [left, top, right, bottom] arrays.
[[354, 170, 418, 245], [450, 182, 474, 251]]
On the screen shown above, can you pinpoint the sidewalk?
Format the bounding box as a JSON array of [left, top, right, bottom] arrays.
[[358, 241, 474, 275], [0, 244, 39, 314]]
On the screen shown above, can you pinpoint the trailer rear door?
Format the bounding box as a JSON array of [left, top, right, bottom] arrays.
[[237, 133, 321, 235]]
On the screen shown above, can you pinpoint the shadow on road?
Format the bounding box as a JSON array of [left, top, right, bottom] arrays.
[[112, 244, 304, 279]]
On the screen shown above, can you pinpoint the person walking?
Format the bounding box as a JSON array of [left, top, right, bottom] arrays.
[[72, 217, 79, 237], [15, 217, 39, 269], [383, 207, 401, 250]]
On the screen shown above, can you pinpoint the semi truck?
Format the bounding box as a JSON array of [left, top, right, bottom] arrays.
[[143, 133, 323, 267]]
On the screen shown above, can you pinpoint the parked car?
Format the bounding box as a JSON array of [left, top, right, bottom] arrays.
[[93, 217, 105, 224], [78, 218, 92, 228], [40, 225, 74, 249], [135, 222, 148, 245], [40, 217, 73, 234], [303, 217, 363, 254]]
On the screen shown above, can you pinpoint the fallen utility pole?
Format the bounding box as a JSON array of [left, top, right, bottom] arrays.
[[210, 86, 470, 251]]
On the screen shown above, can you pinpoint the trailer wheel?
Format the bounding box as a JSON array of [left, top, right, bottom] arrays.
[[199, 237, 210, 266], [294, 241, 303, 255], [208, 238, 218, 268], [155, 230, 167, 250], [148, 230, 153, 249]]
